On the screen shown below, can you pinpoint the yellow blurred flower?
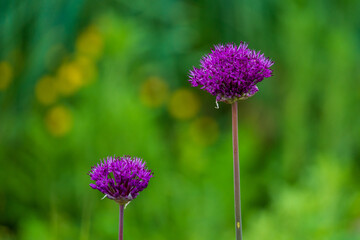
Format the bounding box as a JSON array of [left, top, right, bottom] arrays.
[[74, 55, 97, 85], [56, 62, 84, 96], [35, 76, 58, 105], [76, 25, 103, 60], [189, 117, 219, 146], [45, 105, 73, 137], [168, 89, 200, 120], [140, 77, 169, 108], [0, 61, 13, 91]]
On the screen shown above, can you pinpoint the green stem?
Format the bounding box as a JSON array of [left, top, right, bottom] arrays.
[[119, 204, 124, 240], [232, 102, 242, 240]]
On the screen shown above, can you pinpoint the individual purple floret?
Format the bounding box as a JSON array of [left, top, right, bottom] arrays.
[[189, 42, 274, 103], [89, 155, 153, 205]]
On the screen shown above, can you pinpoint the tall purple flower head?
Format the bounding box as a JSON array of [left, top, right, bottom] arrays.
[[89, 155, 153, 205], [189, 42, 274, 104]]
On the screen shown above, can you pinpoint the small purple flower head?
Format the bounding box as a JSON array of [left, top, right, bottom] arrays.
[[189, 42, 274, 103], [89, 155, 153, 205]]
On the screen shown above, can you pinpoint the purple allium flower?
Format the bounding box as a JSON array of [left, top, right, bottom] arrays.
[[89, 155, 153, 205], [189, 42, 274, 103]]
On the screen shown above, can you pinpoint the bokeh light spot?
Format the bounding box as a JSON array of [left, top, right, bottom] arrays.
[[35, 76, 58, 105], [140, 76, 169, 108], [56, 62, 84, 96], [76, 25, 103, 60], [45, 105, 73, 137], [0, 61, 13, 91], [189, 117, 219, 146], [168, 89, 200, 120], [74, 55, 97, 85]]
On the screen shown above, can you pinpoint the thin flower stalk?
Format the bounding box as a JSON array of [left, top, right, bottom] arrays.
[[232, 101, 242, 240], [119, 204, 124, 240]]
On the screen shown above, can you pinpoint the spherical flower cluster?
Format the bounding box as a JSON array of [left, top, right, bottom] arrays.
[[189, 42, 274, 103], [89, 155, 153, 204]]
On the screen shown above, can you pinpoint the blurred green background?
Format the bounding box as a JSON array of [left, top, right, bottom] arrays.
[[1, 0, 360, 239]]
